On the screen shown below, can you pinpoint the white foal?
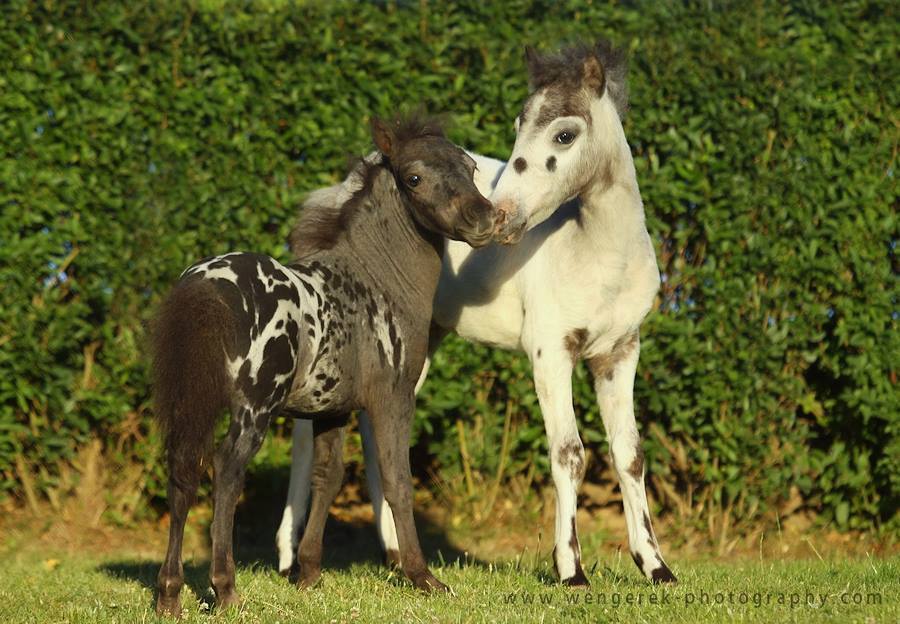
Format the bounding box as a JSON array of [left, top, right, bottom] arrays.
[[277, 40, 677, 585]]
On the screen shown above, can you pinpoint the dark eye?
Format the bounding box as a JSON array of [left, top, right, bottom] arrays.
[[555, 131, 577, 145], [406, 175, 420, 187]]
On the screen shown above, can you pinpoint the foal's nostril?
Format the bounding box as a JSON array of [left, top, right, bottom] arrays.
[[494, 198, 515, 222], [463, 203, 490, 230]]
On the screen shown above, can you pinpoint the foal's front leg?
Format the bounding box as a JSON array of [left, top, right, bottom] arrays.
[[368, 393, 448, 592], [528, 344, 589, 586], [589, 335, 677, 583], [358, 354, 433, 568], [277, 355, 435, 572]]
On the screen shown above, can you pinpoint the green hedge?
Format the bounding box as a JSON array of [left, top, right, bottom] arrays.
[[1, 0, 896, 531]]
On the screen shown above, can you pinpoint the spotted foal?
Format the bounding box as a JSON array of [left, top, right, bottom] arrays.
[[151, 114, 497, 616]]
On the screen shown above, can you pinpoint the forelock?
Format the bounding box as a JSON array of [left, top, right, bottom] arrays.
[[526, 39, 629, 117], [388, 111, 446, 147]]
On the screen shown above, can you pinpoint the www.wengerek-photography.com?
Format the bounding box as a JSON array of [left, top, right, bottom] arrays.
[[501, 589, 885, 610]]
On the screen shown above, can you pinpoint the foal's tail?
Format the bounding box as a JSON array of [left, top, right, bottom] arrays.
[[151, 278, 234, 493]]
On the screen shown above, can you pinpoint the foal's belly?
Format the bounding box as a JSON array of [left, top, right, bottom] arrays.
[[283, 336, 356, 415]]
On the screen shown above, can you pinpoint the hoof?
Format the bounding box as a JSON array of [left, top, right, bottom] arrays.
[[155, 595, 182, 618], [214, 590, 241, 611], [297, 567, 322, 590], [385, 548, 402, 569], [561, 568, 591, 589], [412, 571, 450, 593], [651, 565, 678, 584]]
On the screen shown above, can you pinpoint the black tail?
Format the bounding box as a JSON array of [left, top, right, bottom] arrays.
[[151, 278, 235, 494]]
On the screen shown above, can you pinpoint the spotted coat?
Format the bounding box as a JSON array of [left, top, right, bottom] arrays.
[[181, 252, 407, 422]]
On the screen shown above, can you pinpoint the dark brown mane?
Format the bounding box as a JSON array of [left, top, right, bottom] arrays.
[[526, 39, 628, 116], [288, 156, 382, 258]]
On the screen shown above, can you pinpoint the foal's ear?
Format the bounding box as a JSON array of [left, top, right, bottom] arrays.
[[524, 45, 541, 77], [582, 50, 606, 94], [371, 117, 395, 158]]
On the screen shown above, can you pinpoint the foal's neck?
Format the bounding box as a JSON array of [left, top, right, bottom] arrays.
[[578, 100, 649, 250], [346, 168, 443, 311]]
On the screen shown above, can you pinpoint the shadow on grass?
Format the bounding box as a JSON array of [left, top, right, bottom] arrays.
[[98, 463, 486, 603]]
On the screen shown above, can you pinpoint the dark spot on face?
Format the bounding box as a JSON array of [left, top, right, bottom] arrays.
[[546, 156, 556, 172], [321, 377, 337, 392], [513, 157, 527, 174], [536, 348, 542, 358]]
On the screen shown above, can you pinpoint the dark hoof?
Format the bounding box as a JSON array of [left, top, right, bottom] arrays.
[[411, 571, 450, 593], [651, 565, 678, 584], [297, 566, 322, 590], [561, 568, 591, 589], [385, 548, 402, 569], [215, 591, 241, 611], [155, 595, 182, 618]]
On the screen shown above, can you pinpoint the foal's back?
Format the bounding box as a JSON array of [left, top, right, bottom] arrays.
[[180, 244, 411, 419]]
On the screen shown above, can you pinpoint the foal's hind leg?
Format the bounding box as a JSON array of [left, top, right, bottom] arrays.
[[589, 335, 677, 583], [209, 405, 276, 609], [296, 417, 348, 589], [156, 462, 204, 616]]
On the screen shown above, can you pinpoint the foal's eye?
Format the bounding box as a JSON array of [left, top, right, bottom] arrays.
[[555, 131, 577, 145], [406, 175, 421, 187]]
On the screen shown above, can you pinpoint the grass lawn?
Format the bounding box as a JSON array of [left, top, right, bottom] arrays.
[[0, 541, 896, 623]]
